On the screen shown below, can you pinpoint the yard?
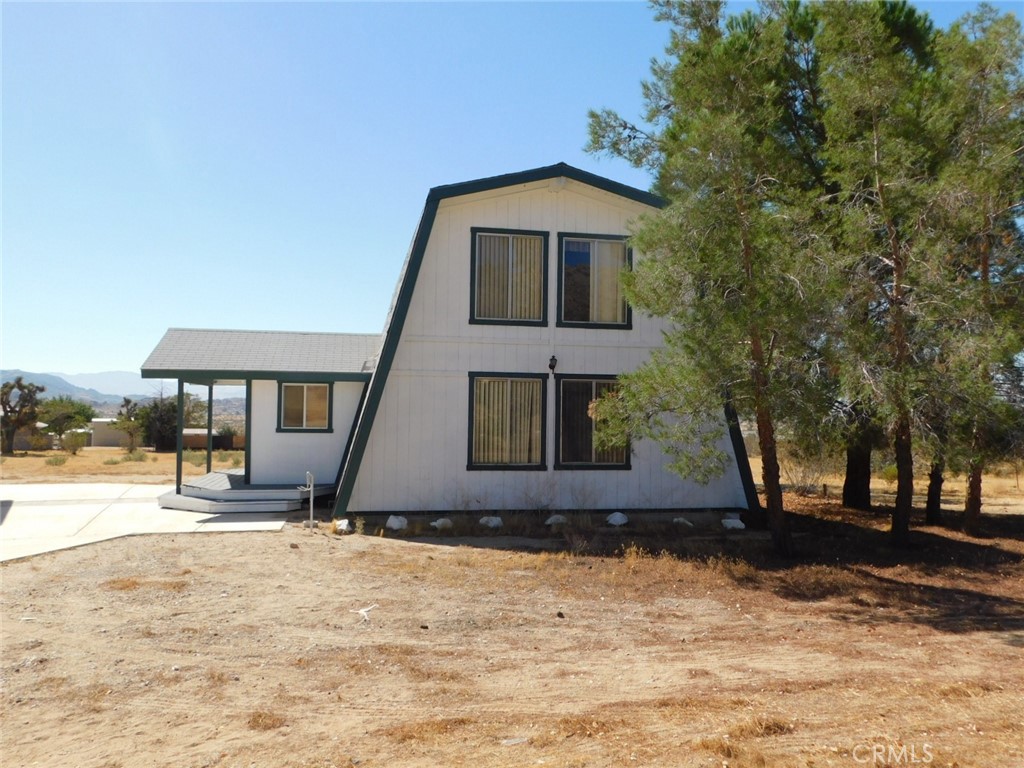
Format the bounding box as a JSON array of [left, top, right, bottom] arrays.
[[2, 479, 1022, 767], [0, 447, 243, 485]]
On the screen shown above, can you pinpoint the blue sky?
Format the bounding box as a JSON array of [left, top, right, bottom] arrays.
[[2, 1, 1017, 376]]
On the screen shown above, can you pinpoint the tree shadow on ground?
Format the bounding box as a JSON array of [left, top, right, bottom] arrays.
[[681, 504, 1024, 636], [334, 502, 1024, 637]]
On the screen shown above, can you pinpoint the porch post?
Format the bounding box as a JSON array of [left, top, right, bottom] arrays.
[[206, 383, 214, 473], [175, 380, 185, 495], [244, 379, 252, 485]]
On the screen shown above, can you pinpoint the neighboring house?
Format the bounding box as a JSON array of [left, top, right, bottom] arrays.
[[142, 163, 757, 515], [90, 418, 129, 448]]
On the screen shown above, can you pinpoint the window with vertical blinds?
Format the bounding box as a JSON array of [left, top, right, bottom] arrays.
[[556, 377, 629, 468], [559, 235, 631, 327], [468, 374, 546, 469], [471, 229, 547, 324]]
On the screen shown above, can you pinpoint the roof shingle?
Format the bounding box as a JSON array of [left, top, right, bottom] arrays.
[[141, 328, 381, 379]]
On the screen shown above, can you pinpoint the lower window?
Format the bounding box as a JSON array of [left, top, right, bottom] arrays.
[[469, 374, 545, 469], [280, 383, 330, 430], [557, 377, 629, 468]]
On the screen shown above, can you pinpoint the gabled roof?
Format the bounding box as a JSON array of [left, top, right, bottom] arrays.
[[426, 162, 666, 209], [142, 328, 381, 383], [332, 163, 664, 513]]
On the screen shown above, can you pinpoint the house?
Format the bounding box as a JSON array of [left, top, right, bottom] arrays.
[[141, 163, 757, 516], [90, 418, 129, 448]]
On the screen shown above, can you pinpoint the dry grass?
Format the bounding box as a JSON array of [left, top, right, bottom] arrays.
[[729, 714, 796, 738], [247, 710, 286, 731], [530, 714, 626, 747], [101, 576, 187, 593], [0, 446, 239, 483], [102, 577, 141, 591], [387, 716, 476, 743]]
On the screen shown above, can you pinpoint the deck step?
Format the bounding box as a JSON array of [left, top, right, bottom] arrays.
[[179, 470, 334, 503], [158, 492, 303, 514], [180, 485, 333, 502]]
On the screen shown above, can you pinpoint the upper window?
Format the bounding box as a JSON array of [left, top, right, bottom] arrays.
[[471, 228, 547, 325], [279, 383, 331, 431], [556, 376, 629, 469], [558, 234, 631, 328], [468, 373, 546, 469]]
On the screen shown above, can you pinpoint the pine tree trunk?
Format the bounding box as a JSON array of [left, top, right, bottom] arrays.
[[925, 458, 944, 526], [842, 417, 873, 510], [964, 459, 983, 537], [756, 404, 794, 557], [891, 416, 914, 548]]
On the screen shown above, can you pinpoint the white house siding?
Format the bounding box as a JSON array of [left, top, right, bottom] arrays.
[[249, 380, 363, 485], [348, 178, 749, 513]]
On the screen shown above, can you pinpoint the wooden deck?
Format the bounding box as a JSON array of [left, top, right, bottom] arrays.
[[158, 469, 335, 514]]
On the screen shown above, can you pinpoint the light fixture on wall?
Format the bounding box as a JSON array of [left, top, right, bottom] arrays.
[[548, 355, 558, 374]]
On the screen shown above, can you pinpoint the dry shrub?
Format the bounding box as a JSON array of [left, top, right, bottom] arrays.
[[552, 715, 621, 738], [936, 681, 996, 699], [649, 695, 704, 713], [530, 713, 627, 747], [774, 565, 865, 601], [697, 736, 738, 758], [82, 683, 114, 713], [728, 714, 795, 738], [621, 542, 652, 567], [206, 670, 229, 686], [388, 716, 475, 743], [696, 736, 771, 767], [701, 555, 761, 586], [247, 710, 286, 730]]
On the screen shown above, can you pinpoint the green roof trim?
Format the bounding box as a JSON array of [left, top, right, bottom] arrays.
[[724, 397, 761, 515], [429, 162, 667, 209], [142, 369, 371, 384]]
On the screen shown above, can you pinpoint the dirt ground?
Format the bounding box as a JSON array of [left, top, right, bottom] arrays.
[[3, 488, 1023, 768]]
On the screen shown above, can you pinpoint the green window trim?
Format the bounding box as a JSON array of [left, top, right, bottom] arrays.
[[556, 233, 633, 330], [469, 227, 549, 326], [277, 382, 334, 433], [467, 372, 547, 470], [554, 374, 631, 470]]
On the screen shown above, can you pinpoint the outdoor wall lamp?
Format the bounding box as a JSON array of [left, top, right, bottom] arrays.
[[548, 355, 558, 374]]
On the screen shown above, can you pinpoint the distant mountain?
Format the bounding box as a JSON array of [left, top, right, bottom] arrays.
[[56, 371, 167, 399], [1, 370, 246, 404], [1, 370, 125, 404]]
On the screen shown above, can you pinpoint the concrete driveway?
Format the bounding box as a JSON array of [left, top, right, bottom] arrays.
[[0, 483, 288, 562]]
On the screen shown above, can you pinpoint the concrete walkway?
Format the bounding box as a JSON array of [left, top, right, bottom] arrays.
[[0, 483, 288, 562]]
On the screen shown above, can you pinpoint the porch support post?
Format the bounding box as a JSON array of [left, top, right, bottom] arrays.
[[175, 379, 185, 495], [206, 383, 214, 473], [244, 379, 252, 485]]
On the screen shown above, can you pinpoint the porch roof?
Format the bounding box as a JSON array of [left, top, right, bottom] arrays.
[[141, 328, 381, 385]]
